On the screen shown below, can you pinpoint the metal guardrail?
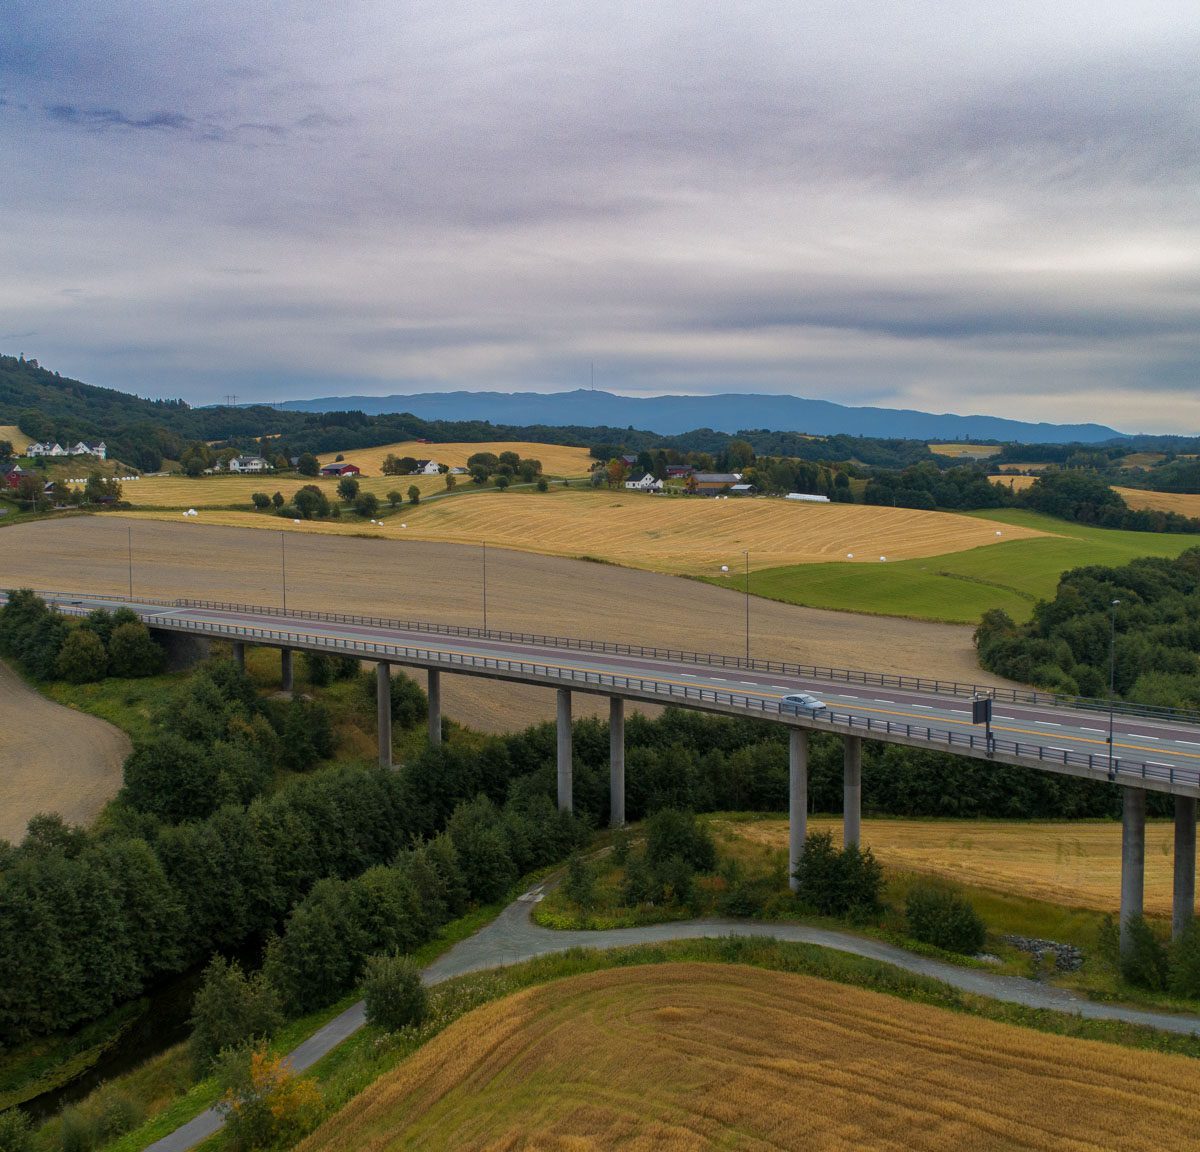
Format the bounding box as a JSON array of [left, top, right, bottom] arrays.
[[30, 588, 1200, 728], [46, 599, 1198, 794]]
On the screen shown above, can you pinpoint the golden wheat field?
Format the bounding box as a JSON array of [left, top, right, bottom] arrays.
[[722, 817, 1180, 915], [992, 474, 1038, 492], [1115, 487, 1200, 519], [1117, 453, 1168, 469], [126, 469, 446, 508], [119, 487, 1047, 574], [928, 443, 1002, 458], [316, 439, 593, 476], [298, 963, 1196, 1152], [0, 424, 30, 451]]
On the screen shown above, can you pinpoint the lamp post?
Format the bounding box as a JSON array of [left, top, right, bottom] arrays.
[[126, 524, 133, 601], [482, 541, 488, 632], [743, 549, 750, 664], [1107, 598, 1120, 780], [280, 530, 288, 613]]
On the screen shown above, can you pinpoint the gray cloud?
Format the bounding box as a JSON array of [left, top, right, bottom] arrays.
[[1, 1, 1199, 432]]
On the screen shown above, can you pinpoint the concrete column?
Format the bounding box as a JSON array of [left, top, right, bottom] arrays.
[[280, 647, 293, 694], [609, 696, 625, 828], [376, 662, 392, 769], [789, 729, 809, 892], [427, 669, 442, 747], [843, 735, 862, 850], [1173, 795, 1197, 940], [1120, 786, 1146, 955], [557, 688, 573, 813], [232, 641, 245, 671]]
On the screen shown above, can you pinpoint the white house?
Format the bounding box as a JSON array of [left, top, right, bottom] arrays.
[[624, 472, 664, 492], [229, 455, 270, 473], [27, 441, 66, 457], [411, 459, 441, 475], [69, 441, 107, 460]]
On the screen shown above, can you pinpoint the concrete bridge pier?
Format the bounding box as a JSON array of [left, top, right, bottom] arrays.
[[232, 641, 245, 671], [789, 729, 809, 892], [280, 647, 293, 694], [1120, 786, 1146, 956], [557, 688, 573, 813], [376, 662, 392, 769], [843, 735, 862, 849], [428, 669, 442, 747], [1174, 795, 1196, 940], [609, 696, 625, 828]]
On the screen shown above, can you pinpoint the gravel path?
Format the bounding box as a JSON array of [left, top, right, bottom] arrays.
[[145, 883, 1200, 1152]]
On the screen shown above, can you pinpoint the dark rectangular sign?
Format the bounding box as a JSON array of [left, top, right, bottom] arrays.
[[972, 697, 993, 725]]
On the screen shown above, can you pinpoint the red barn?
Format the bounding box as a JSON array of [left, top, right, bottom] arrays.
[[319, 462, 361, 477]]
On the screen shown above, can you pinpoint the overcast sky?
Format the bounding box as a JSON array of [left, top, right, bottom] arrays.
[[2, 1, 1199, 431]]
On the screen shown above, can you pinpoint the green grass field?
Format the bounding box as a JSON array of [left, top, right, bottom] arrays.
[[739, 510, 1200, 624]]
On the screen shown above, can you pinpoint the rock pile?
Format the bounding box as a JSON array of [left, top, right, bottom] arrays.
[[1001, 934, 1084, 972]]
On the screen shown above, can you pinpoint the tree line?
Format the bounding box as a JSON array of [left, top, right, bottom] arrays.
[[976, 549, 1200, 708]]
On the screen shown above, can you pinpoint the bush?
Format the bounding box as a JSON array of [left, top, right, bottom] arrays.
[[251, 492, 270, 510], [562, 852, 595, 909], [57, 1108, 91, 1152], [1168, 919, 1200, 998], [620, 851, 657, 906], [1120, 916, 1169, 990], [611, 828, 631, 866], [536, 476, 549, 492], [904, 881, 986, 954], [107, 620, 164, 677], [215, 1045, 322, 1152], [645, 809, 716, 873], [791, 831, 883, 919], [190, 956, 283, 1073], [55, 626, 108, 683], [362, 954, 428, 1031], [94, 1087, 145, 1142], [0, 1108, 32, 1152]]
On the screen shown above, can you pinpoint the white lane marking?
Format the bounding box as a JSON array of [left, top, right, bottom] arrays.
[[1081, 727, 1105, 733], [874, 699, 895, 704], [948, 709, 969, 715], [911, 704, 932, 710], [1050, 748, 1073, 753], [1035, 721, 1060, 727], [1180, 741, 1200, 748], [1139, 735, 1160, 741]]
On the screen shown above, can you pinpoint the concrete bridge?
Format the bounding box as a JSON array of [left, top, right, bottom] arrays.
[[34, 590, 1200, 953]]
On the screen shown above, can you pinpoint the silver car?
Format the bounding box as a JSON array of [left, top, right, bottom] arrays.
[[781, 691, 827, 714]]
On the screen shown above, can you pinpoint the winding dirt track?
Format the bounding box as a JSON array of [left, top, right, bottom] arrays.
[[1, 517, 1010, 733], [0, 659, 130, 843]]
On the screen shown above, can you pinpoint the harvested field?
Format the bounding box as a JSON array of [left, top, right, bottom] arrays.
[[0, 518, 1014, 732], [0, 425, 30, 452], [992, 473, 1038, 492], [1117, 453, 1167, 469], [996, 462, 1052, 472], [299, 963, 1197, 1152], [127, 469, 445, 509], [721, 816, 1178, 915], [317, 439, 592, 476], [1115, 487, 1200, 519], [0, 659, 130, 842], [115, 487, 1047, 575], [928, 443, 1002, 458]]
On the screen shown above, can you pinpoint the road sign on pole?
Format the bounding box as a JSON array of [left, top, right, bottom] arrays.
[[972, 695, 994, 752]]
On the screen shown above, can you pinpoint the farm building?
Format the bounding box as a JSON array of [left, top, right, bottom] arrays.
[[229, 455, 270, 473], [665, 464, 694, 479], [692, 471, 743, 495], [410, 459, 441, 475], [624, 472, 663, 492], [729, 483, 756, 495], [786, 492, 830, 503], [320, 462, 361, 477], [26, 441, 66, 457], [2, 463, 25, 489]]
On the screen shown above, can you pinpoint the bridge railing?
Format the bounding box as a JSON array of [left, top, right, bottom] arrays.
[[52, 603, 1194, 794], [29, 589, 1200, 728]]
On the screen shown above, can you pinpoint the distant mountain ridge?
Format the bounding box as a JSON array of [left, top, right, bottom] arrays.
[[277, 389, 1125, 444]]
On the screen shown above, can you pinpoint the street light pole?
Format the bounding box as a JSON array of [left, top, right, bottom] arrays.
[[280, 531, 287, 613], [743, 549, 750, 664], [1108, 598, 1120, 780], [127, 525, 133, 601], [482, 541, 488, 632]]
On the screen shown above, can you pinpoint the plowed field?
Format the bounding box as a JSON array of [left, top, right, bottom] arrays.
[[298, 963, 1197, 1152]]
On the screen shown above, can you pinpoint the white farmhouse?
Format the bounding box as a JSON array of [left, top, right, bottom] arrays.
[[229, 455, 270, 473], [624, 472, 664, 492], [27, 441, 66, 457], [70, 441, 107, 460]]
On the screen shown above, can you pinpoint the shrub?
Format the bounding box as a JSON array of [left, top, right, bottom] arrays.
[[362, 954, 428, 1031], [94, 1087, 145, 1141], [190, 956, 283, 1073], [620, 851, 656, 906], [215, 1046, 322, 1152], [1120, 916, 1169, 991], [562, 853, 595, 909], [655, 854, 697, 908], [354, 492, 380, 518], [305, 651, 333, 686], [791, 831, 883, 918], [610, 828, 631, 866], [0, 1108, 32, 1152], [57, 1108, 92, 1152], [904, 881, 986, 954], [251, 492, 270, 510], [536, 476, 549, 492], [645, 809, 716, 873], [108, 620, 164, 677], [55, 626, 108, 683], [1168, 919, 1200, 998]]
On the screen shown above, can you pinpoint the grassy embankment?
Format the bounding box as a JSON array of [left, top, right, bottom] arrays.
[[738, 510, 1200, 624], [295, 962, 1199, 1152]]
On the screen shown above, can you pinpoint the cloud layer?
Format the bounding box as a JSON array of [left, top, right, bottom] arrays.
[[2, 0, 1199, 431]]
